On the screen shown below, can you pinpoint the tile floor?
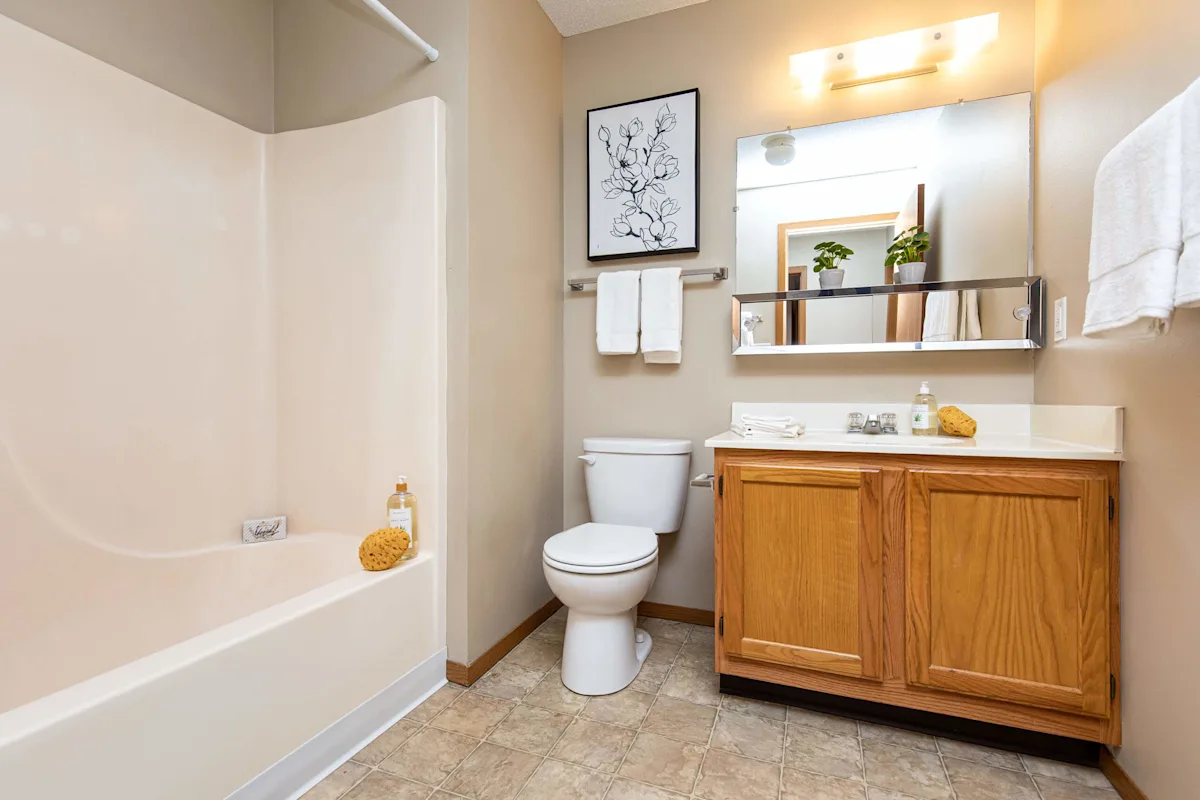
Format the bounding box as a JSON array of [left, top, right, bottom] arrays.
[[304, 610, 1119, 800]]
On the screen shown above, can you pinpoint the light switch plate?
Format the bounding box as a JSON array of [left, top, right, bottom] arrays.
[[1054, 297, 1068, 342]]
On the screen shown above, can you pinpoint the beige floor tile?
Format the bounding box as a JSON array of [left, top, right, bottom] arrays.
[[442, 742, 542, 800], [353, 719, 423, 766], [628, 660, 672, 693], [301, 760, 371, 800], [686, 624, 716, 644], [786, 707, 859, 738], [1021, 756, 1114, 789], [618, 731, 705, 794], [784, 724, 864, 781], [1033, 776, 1119, 799], [638, 617, 691, 643], [641, 696, 717, 745], [379, 727, 481, 786], [720, 694, 787, 722], [553, 606, 568, 619], [530, 615, 566, 644], [488, 704, 573, 755], [660, 666, 722, 707], [861, 741, 953, 800], [943, 757, 1039, 800], [581, 689, 655, 729], [503, 636, 562, 673], [673, 640, 716, 672], [550, 718, 637, 773], [408, 684, 465, 724], [644, 638, 684, 666], [605, 778, 689, 799], [935, 739, 1023, 771], [431, 692, 515, 738], [472, 662, 545, 702], [710, 709, 785, 763], [693, 748, 781, 800], [523, 667, 590, 716], [782, 767, 869, 800], [859, 722, 938, 753], [516, 759, 610, 799], [866, 789, 926, 800], [343, 771, 433, 800]]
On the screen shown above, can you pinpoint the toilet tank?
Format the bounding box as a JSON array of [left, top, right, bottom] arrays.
[[581, 437, 693, 533]]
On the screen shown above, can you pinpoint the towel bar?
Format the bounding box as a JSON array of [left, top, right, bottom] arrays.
[[567, 266, 728, 292]]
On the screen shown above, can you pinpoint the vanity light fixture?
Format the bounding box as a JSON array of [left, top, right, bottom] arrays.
[[761, 132, 797, 166], [789, 12, 1000, 95]]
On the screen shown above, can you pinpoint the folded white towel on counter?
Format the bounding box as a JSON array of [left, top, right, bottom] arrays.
[[732, 424, 804, 439], [735, 414, 805, 438], [640, 267, 683, 363], [1083, 93, 1184, 338], [922, 291, 960, 342], [596, 270, 641, 355], [1176, 77, 1200, 308]]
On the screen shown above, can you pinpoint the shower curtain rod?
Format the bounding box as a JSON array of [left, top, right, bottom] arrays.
[[359, 0, 439, 62]]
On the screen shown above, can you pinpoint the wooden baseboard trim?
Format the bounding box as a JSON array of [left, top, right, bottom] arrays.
[[446, 597, 562, 686], [1101, 747, 1149, 800], [638, 601, 715, 627]]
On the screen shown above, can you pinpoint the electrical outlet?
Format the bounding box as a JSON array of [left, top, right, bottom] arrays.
[[1054, 296, 1068, 342]]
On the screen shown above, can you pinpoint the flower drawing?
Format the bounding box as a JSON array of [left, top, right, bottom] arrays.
[[598, 103, 684, 252]]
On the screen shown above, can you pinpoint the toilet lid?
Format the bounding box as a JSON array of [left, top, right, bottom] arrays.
[[543, 523, 657, 568]]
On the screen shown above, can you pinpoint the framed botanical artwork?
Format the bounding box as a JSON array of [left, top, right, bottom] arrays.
[[587, 88, 700, 261]]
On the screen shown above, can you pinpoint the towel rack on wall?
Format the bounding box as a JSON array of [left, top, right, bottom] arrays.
[[567, 266, 728, 292]]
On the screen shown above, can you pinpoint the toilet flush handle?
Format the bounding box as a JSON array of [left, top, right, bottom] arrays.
[[578, 454, 597, 466]]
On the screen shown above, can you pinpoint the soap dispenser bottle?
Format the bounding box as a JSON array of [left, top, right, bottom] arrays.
[[387, 476, 418, 561], [911, 381, 939, 437]]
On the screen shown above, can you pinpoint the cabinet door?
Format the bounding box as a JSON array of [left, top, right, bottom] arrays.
[[907, 470, 1110, 716], [722, 464, 883, 680]]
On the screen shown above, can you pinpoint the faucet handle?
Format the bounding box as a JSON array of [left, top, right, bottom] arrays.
[[846, 412, 865, 433], [880, 412, 899, 434]]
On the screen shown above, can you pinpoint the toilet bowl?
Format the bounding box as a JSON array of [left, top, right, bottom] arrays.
[[544, 437, 692, 695]]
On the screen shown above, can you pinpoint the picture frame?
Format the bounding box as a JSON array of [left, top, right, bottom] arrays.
[[587, 88, 700, 261]]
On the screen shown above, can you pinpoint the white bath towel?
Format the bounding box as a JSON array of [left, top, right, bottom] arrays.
[[640, 267, 683, 364], [596, 270, 640, 355], [1083, 95, 1184, 337], [1175, 77, 1200, 308], [958, 290, 982, 341], [922, 291, 960, 342], [735, 415, 805, 438]]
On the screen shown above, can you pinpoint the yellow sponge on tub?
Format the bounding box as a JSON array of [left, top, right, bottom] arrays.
[[359, 528, 411, 571]]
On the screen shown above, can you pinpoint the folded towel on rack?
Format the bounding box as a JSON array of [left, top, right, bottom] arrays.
[[640, 268, 683, 363], [958, 289, 982, 341], [922, 291, 960, 342], [1083, 93, 1185, 338], [1176, 77, 1200, 308], [596, 270, 641, 355]]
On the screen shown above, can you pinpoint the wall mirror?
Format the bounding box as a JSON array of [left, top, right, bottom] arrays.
[[733, 92, 1039, 354]]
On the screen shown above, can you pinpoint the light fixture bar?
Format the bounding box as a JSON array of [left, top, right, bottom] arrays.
[[831, 64, 939, 91]]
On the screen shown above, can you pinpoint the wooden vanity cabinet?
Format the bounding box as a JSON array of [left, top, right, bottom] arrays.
[[714, 449, 1122, 745]]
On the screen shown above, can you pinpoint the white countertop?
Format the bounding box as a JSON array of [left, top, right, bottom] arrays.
[[704, 430, 1123, 461]]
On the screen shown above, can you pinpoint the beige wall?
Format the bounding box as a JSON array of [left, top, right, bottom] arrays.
[[1033, 0, 1200, 794], [563, 0, 1037, 611], [0, 0, 274, 132]]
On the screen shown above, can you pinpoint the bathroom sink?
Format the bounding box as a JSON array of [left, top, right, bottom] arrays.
[[802, 432, 970, 447]]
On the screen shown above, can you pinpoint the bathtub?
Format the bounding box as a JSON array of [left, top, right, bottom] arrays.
[[0, 535, 445, 799]]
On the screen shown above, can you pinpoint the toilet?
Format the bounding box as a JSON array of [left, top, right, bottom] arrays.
[[543, 437, 692, 695]]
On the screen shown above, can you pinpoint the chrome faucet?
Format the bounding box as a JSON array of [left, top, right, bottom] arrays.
[[863, 414, 883, 435], [847, 411, 898, 435]]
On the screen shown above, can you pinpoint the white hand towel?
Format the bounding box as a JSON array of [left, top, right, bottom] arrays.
[[640, 267, 683, 364], [1083, 95, 1184, 337], [958, 289, 982, 341], [596, 270, 640, 355], [732, 423, 804, 439], [737, 415, 805, 438], [1175, 77, 1200, 308], [922, 291, 960, 342]]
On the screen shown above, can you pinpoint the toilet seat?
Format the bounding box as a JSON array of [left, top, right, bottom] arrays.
[[543, 523, 657, 575]]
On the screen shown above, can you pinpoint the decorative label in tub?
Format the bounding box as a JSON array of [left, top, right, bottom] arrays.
[[243, 516, 287, 544]]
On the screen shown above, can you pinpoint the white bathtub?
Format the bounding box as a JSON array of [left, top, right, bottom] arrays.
[[0, 537, 445, 799]]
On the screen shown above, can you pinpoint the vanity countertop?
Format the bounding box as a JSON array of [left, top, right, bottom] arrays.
[[705, 430, 1123, 461]]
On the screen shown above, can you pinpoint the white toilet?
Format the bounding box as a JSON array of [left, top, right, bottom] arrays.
[[543, 437, 692, 695]]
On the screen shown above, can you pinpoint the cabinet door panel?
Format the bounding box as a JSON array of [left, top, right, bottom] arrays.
[[724, 464, 883, 680], [907, 470, 1109, 716]]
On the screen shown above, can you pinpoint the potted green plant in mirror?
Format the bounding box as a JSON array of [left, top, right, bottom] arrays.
[[886, 225, 932, 283], [813, 241, 854, 289]]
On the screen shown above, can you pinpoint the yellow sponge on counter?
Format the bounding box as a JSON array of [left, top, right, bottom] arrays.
[[937, 406, 977, 438], [359, 528, 411, 571]]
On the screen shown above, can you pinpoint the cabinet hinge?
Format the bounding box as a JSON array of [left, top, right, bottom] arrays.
[[718, 476, 724, 497], [1110, 673, 1117, 700], [718, 616, 724, 636], [1109, 496, 1115, 520]]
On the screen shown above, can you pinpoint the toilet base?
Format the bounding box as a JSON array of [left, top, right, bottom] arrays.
[[561, 610, 654, 696]]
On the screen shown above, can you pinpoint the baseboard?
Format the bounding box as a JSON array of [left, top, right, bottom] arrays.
[[638, 601, 715, 627], [1101, 747, 1149, 800], [231, 647, 447, 800], [446, 597, 562, 686]]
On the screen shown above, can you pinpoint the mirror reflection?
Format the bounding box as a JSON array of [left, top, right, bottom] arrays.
[[735, 93, 1032, 347]]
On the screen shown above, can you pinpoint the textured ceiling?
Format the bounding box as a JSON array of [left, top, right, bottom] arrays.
[[537, 0, 712, 37]]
